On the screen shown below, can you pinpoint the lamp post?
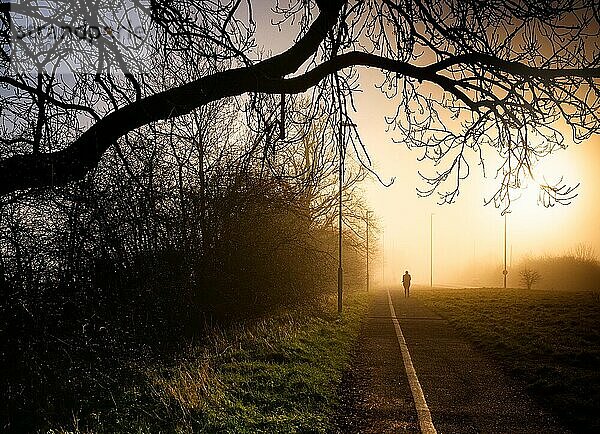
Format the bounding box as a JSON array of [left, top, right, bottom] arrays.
[[430, 213, 434, 287], [337, 135, 343, 315], [382, 229, 385, 284], [503, 212, 508, 289], [337, 122, 355, 315], [366, 210, 371, 292]]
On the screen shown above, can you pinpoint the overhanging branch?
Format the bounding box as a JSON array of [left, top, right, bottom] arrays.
[[1, 46, 599, 195]]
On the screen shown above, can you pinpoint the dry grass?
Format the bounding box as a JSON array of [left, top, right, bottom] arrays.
[[146, 360, 221, 413], [50, 292, 369, 433]]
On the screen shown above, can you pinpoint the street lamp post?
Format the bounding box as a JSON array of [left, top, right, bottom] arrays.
[[337, 137, 343, 315], [503, 212, 508, 289], [382, 230, 385, 284], [336, 122, 356, 315], [430, 213, 434, 287], [366, 211, 370, 292]]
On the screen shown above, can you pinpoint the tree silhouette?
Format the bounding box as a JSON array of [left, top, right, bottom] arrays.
[[520, 267, 542, 290], [1, 1, 600, 202]]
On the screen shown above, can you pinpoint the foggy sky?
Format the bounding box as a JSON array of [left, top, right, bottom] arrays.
[[355, 70, 600, 285], [252, 1, 600, 286]]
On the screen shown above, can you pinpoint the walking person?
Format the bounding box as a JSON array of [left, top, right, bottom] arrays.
[[403, 270, 411, 298]]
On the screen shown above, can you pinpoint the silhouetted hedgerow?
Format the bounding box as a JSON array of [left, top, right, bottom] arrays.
[[0, 107, 369, 431]]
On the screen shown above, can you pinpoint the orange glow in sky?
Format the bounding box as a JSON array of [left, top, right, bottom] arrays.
[[354, 70, 600, 285], [252, 4, 600, 286]]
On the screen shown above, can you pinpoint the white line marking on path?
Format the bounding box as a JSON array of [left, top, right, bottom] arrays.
[[387, 289, 437, 434]]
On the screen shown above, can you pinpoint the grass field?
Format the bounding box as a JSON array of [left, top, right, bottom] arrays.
[[415, 287, 600, 433], [51, 292, 369, 433]]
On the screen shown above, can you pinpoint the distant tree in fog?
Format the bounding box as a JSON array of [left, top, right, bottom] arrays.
[[520, 268, 542, 290], [571, 243, 598, 264]]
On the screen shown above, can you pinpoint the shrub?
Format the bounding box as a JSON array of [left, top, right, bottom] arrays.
[[520, 267, 542, 290]]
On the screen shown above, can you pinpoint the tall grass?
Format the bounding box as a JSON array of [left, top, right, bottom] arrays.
[[46, 293, 368, 433]]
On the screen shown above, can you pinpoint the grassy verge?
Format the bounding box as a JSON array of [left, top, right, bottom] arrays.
[[414, 287, 600, 433], [52, 292, 368, 433]]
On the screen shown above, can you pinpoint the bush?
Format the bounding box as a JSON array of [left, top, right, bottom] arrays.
[[510, 254, 600, 291], [0, 164, 368, 432], [520, 267, 542, 289]]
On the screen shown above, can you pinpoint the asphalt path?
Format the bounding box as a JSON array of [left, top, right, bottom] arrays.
[[338, 288, 570, 433], [338, 288, 420, 433]]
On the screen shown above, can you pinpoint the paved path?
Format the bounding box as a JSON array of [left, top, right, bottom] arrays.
[[338, 288, 569, 433]]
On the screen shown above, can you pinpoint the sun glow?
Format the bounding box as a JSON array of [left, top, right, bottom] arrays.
[[359, 110, 600, 285], [508, 144, 579, 221]]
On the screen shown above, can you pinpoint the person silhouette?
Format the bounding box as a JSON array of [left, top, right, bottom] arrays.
[[403, 270, 411, 298]]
